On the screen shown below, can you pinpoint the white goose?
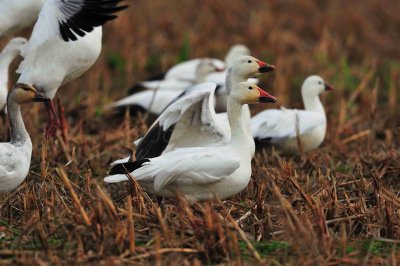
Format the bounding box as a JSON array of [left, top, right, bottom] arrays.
[[0, 37, 28, 112], [105, 82, 277, 201], [126, 44, 250, 93], [131, 56, 275, 161], [108, 59, 223, 114], [163, 44, 249, 82], [251, 75, 333, 154], [16, 0, 127, 135], [0, 0, 45, 38], [0, 83, 49, 193]]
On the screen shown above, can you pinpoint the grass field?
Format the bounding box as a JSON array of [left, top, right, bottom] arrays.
[[0, 0, 399, 265]]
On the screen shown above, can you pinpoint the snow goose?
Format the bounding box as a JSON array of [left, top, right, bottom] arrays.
[[162, 44, 249, 82], [251, 75, 333, 154], [16, 0, 127, 135], [0, 0, 45, 38], [126, 44, 250, 95], [0, 37, 28, 112], [108, 59, 223, 114], [104, 82, 277, 201], [131, 55, 275, 161], [0, 83, 49, 193], [136, 58, 224, 92]]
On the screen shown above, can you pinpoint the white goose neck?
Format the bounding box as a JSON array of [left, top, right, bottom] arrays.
[[227, 97, 248, 145], [7, 98, 30, 144], [302, 91, 325, 115], [225, 67, 246, 94], [0, 52, 16, 83]]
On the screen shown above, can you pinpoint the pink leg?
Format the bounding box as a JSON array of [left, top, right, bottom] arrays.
[[45, 101, 61, 138]]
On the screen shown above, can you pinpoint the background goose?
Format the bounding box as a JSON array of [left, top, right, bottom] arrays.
[[0, 37, 27, 112], [105, 82, 277, 201], [0, 83, 49, 193], [251, 75, 333, 154], [130, 44, 249, 90], [108, 59, 223, 114], [16, 0, 127, 135], [0, 0, 45, 38], [130, 56, 275, 162], [136, 58, 224, 92]]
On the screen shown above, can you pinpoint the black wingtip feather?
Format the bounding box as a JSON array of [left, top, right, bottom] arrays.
[[254, 137, 272, 149], [109, 159, 150, 175], [59, 0, 129, 42]]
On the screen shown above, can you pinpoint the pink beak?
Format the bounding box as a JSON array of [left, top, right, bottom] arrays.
[[256, 60, 276, 73], [257, 88, 277, 103]]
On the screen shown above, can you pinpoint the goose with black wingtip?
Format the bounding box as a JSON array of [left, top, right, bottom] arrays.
[[105, 82, 277, 201], [16, 0, 127, 136], [110, 55, 275, 165]]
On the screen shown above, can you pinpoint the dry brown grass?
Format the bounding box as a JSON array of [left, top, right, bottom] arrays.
[[0, 0, 399, 265]]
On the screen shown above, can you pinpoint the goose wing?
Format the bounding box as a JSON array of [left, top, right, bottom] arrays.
[[105, 147, 241, 192], [135, 82, 229, 160], [23, 0, 127, 53], [251, 108, 326, 142], [108, 90, 182, 115]]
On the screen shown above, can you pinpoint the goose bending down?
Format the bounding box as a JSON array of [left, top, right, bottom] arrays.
[[136, 59, 224, 92], [0, 83, 49, 193], [16, 0, 127, 136], [108, 59, 223, 114], [251, 75, 333, 154], [0, 0, 45, 38], [104, 82, 277, 201], [126, 44, 250, 94], [0, 38, 28, 112], [130, 56, 275, 161]]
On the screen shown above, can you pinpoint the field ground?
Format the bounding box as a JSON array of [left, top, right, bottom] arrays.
[[0, 1, 399, 265]]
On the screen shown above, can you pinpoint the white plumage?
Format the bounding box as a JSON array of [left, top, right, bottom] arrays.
[[0, 37, 27, 111], [0, 0, 45, 38], [109, 59, 222, 114], [14, 0, 126, 134], [129, 56, 275, 162], [251, 75, 333, 154], [0, 84, 49, 193], [105, 82, 277, 201]]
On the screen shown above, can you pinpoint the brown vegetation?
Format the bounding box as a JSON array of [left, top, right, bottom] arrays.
[[0, 0, 399, 265]]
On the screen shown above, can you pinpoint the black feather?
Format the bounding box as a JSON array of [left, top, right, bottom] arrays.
[[58, 0, 128, 42], [109, 159, 150, 175], [254, 137, 272, 149], [135, 123, 175, 160]]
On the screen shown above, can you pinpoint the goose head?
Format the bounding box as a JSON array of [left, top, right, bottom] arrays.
[[301, 75, 334, 98], [231, 82, 277, 105], [1, 37, 27, 56], [196, 59, 224, 82], [9, 83, 50, 104], [225, 44, 251, 67], [232, 56, 275, 78]]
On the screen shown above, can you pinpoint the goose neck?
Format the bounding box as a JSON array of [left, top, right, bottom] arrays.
[[0, 52, 16, 81], [302, 92, 325, 115], [227, 97, 247, 145], [7, 98, 29, 144], [225, 68, 246, 95]]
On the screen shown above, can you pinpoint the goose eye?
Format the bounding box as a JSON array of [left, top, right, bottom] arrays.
[[248, 60, 252, 63], [248, 86, 253, 90], [318, 81, 322, 85]]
